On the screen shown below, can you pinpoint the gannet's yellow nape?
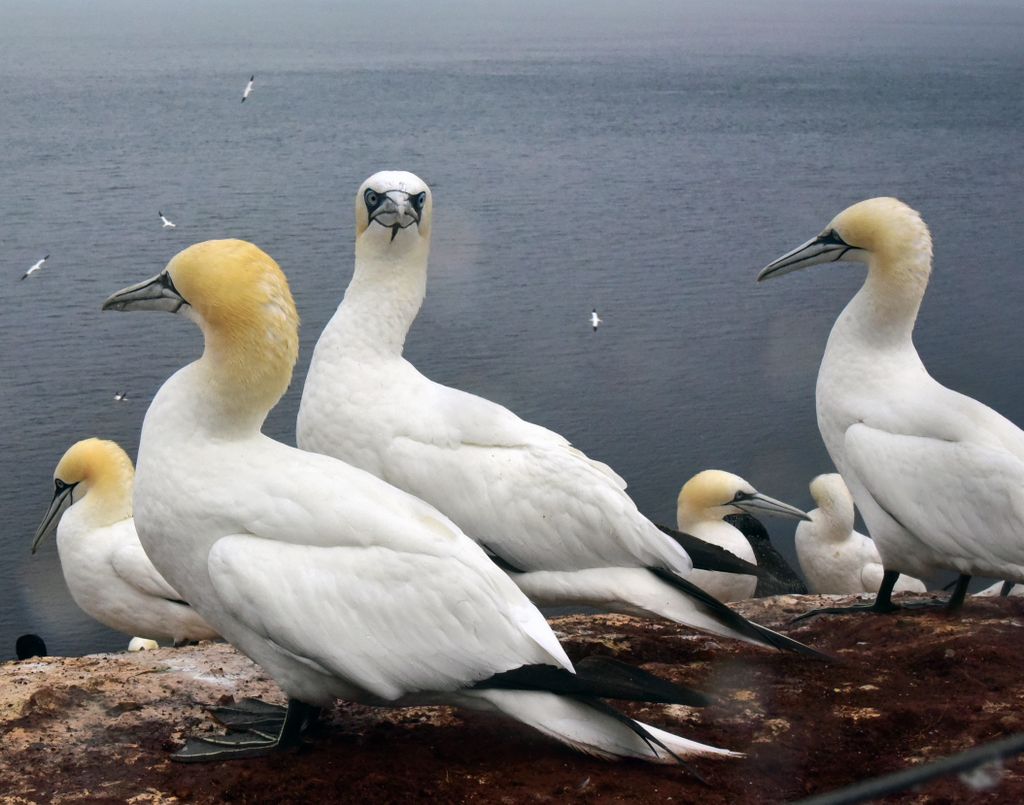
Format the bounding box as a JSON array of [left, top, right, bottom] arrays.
[[677, 469, 809, 525], [103, 239, 300, 417], [32, 438, 135, 553], [757, 197, 933, 291], [355, 170, 432, 249], [807, 473, 856, 538]]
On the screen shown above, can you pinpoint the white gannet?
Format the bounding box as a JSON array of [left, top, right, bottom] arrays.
[[128, 636, 160, 651], [102, 238, 736, 764], [159, 212, 176, 229], [31, 438, 219, 645], [794, 474, 926, 596], [759, 197, 1024, 614], [241, 75, 254, 102], [21, 254, 49, 280], [677, 470, 809, 602], [113, 390, 128, 402], [591, 308, 602, 331], [296, 171, 820, 657]]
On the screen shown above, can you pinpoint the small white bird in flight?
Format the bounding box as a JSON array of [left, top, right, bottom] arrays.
[[21, 254, 49, 280], [31, 438, 219, 645], [103, 239, 731, 764], [113, 391, 128, 402], [794, 474, 926, 596], [241, 75, 254, 102], [590, 308, 601, 332], [759, 197, 1024, 617], [159, 212, 176, 229], [677, 470, 809, 602]]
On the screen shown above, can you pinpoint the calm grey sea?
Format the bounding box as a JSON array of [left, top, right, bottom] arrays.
[[1, 0, 1021, 658]]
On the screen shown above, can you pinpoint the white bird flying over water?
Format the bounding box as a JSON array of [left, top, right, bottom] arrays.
[[676, 470, 809, 602], [21, 254, 49, 280], [795, 473, 926, 596], [113, 390, 128, 402], [759, 197, 1024, 616], [159, 212, 176, 229], [30, 438, 218, 645], [591, 308, 601, 331], [296, 171, 820, 657], [102, 238, 736, 764], [241, 75, 254, 102]]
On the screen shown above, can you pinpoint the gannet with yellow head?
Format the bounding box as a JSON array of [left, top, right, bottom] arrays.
[[103, 238, 738, 764], [297, 171, 822, 658], [676, 470, 808, 602], [31, 438, 218, 645], [794, 474, 926, 596], [759, 197, 1024, 615]]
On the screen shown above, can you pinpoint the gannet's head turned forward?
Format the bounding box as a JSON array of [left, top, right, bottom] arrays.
[[356, 170, 432, 255], [103, 239, 299, 417], [807, 473, 856, 537], [677, 470, 809, 526], [758, 197, 932, 283], [32, 438, 135, 554]]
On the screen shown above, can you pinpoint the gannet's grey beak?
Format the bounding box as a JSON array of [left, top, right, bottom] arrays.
[[31, 481, 77, 554], [734, 492, 810, 522], [370, 192, 420, 241], [757, 230, 857, 281], [102, 271, 187, 313]]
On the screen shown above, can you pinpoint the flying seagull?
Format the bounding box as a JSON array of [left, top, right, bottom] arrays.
[[21, 254, 49, 280], [241, 75, 254, 102], [159, 212, 176, 229], [591, 308, 602, 332]]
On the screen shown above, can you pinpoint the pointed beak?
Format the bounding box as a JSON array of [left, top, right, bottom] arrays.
[[757, 231, 856, 282], [370, 192, 420, 238], [102, 271, 187, 313], [734, 492, 810, 522], [31, 483, 77, 554]]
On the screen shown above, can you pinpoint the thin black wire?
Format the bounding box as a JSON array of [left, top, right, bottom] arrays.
[[791, 732, 1024, 805]]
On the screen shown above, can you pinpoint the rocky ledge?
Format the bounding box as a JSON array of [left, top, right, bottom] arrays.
[[3, 594, 1024, 803]]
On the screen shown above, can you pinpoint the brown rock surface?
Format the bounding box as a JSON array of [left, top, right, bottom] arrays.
[[2, 594, 1023, 803]]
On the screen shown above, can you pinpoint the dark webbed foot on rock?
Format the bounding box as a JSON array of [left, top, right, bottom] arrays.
[[173, 698, 316, 763], [209, 698, 289, 732]]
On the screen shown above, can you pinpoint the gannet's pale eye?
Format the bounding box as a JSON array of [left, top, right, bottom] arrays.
[[364, 189, 381, 212], [732, 490, 748, 503], [412, 192, 427, 212]]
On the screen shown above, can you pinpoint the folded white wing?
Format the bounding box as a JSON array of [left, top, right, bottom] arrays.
[[846, 423, 1024, 571], [111, 538, 185, 602], [207, 535, 570, 701]]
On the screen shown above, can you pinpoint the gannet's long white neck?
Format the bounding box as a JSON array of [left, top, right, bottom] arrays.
[[331, 238, 431, 358], [808, 475, 855, 543], [840, 245, 932, 348]]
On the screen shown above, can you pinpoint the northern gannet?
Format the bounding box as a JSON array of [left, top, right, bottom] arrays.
[[591, 308, 602, 331], [103, 239, 736, 764], [113, 390, 128, 402], [21, 254, 49, 280], [794, 474, 926, 596], [759, 197, 1024, 614], [296, 171, 820, 656], [31, 438, 218, 645], [677, 470, 809, 602], [159, 212, 176, 229], [241, 75, 254, 102]]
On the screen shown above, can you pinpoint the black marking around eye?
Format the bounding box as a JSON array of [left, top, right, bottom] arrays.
[[364, 188, 383, 214]]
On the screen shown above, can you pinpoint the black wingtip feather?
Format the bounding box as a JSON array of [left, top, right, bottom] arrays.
[[657, 524, 767, 577], [473, 659, 709, 707], [648, 567, 831, 661]]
